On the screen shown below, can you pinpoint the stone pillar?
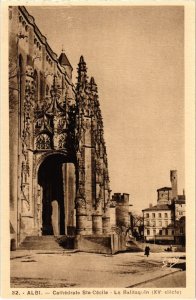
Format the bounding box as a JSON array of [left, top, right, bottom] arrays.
[[102, 204, 111, 234], [102, 216, 110, 234], [9, 88, 19, 241], [76, 197, 87, 235], [36, 184, 42, 236], [9, 7, 21, 245], [102, 187, 111, 234], [63, 163, 76, 235], [84, 117, 93, 235], [93, 187, 103, 235], [51, 200, 59, 236], [92, 214, 102, 234], [62, 164, 67, 234]]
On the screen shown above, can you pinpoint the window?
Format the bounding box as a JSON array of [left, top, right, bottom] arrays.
[[165, 221, 168, 227], [165, 229, 168, 235], [152, 221, 156, 227], [146, 213, 149, 218], [180, 227, 184, 234], [146, 221, 150, 226], [159, 230, 162, 235], [152, 213, 155, 218], [164, 213, 168, 218], [147, 230, 150, 235], [158, 213, 161, 218], [159, 221, 162, 226], [153, 229, 156, 235], [179, 211, 183, 215]]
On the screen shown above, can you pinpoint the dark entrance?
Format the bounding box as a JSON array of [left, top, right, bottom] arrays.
[[38, 154, 68, 236]]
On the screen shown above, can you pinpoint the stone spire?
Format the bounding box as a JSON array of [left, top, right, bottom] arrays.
[[76, 55, 88, 91]]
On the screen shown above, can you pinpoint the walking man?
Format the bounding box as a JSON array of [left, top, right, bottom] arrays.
[[144, 245, 150, 257]]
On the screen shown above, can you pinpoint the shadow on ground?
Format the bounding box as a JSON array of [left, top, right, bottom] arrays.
[[11, 277, 77, 288]]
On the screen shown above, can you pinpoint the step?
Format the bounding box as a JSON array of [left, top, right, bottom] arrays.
[[126, 241, 143, 252], [19, 236, 65, 251]]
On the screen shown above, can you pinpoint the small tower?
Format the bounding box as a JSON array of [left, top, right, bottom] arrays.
[[170, 170, 178, 200], [114, 193, 130, 229]]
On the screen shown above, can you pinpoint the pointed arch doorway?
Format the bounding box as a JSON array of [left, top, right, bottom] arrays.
[[38, 154, 76, 236]]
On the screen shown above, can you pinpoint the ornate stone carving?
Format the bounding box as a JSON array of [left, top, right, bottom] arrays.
[[75, 196, 86, 210], [85, 118, 91, 130], [19, 65, 36, 214], [33, 75, 71, 152], [21, 159, 30, 211], [35, 134, 51, 150]]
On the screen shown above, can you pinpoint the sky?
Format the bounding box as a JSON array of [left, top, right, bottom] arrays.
[[27, 5, 185, 213]]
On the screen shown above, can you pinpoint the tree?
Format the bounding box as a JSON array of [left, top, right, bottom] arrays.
[[130, 211, 144, 240]]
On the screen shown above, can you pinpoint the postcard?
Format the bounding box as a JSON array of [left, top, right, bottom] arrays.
[[1, 0, 195, 298]]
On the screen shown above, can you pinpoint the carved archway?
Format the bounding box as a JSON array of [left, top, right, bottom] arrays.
[[37, 153, 76, 236]]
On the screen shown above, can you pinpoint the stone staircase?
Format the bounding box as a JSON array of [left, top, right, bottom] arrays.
[[126, 240, 143, 252], [19, 236, 65, 251], [75, 235, 112, 254], [18, 235, 143, 253]]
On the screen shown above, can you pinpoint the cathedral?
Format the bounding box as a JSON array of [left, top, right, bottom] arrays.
[[9, 6, 131, 252]]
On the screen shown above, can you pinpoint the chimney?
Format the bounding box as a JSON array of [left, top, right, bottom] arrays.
[[149, 203, 153, 208]]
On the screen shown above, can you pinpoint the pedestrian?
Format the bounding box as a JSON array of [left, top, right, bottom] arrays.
[[144, 245, 150, 257]]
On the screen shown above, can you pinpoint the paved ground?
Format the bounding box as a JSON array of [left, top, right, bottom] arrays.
[[134, 270, 186, 288], [10, 250, 186, 288]]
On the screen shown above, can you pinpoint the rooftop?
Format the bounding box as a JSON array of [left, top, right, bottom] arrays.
[[142, 204, 171, 211], [58, 51, 73, 70], [157, 187, 172, 191], [175, 195, 186, 204]]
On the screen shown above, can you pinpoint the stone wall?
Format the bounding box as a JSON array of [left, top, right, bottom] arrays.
[[9, 6, 112, 247]]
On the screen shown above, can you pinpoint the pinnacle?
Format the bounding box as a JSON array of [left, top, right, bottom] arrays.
[[90, 76, 98, 93], [79, 55, 85, 64], [77, 55, 87, 80], [78, 55, 87, 69], [90, 77, 95, 85]]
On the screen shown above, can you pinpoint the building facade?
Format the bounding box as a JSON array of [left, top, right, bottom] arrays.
[[174, 195, 186, 244], [9, 6, 112, 247], [142, 170, 186, 244]]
